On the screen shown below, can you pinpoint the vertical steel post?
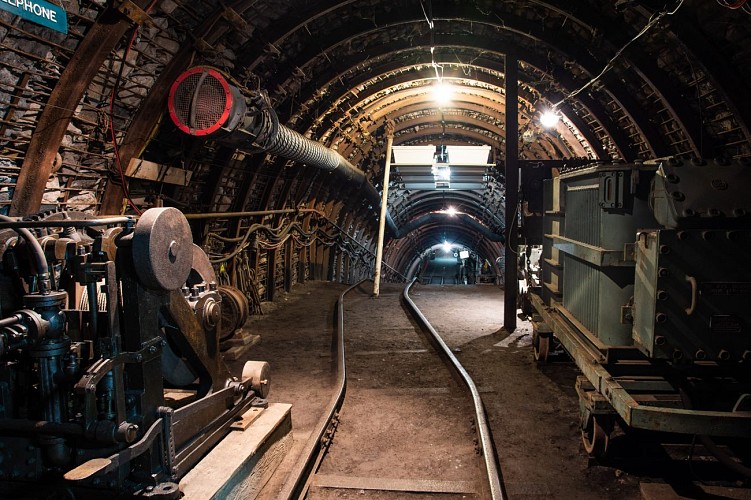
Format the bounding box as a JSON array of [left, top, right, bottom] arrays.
[[504, 54, 519, 332], [372, 122, 395, 297]]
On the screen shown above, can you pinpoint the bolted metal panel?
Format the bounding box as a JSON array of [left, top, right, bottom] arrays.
[[633, 228, 751, 363], [651, 158, 751, 230], [634, 159, 751, 362]]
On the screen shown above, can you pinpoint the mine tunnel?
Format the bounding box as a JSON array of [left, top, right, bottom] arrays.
[[0, 0, 750, 498]]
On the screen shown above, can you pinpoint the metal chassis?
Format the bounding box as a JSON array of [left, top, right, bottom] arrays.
[[529, 293, 751, 437]]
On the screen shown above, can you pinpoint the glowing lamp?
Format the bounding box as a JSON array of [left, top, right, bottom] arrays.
[[540, 110, 560, 128], [433, 82, 453, 106]]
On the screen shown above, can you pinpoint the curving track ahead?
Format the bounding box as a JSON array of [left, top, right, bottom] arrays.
[[279, 279, 505, 499]]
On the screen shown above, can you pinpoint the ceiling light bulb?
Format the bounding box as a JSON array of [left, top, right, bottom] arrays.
[[540, 110, 560, 128], [442, 241, 452, 252], [446, 206, 458, 216], [433, 82, 453, 106]]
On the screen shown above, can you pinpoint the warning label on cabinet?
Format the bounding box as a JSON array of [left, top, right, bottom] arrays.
[[701, 282, 751, 296], [710, 315, 743, 334]]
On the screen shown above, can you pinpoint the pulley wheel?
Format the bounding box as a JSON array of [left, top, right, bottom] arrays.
[[242, 360, 270, 399], [217, 285, 249, 341], [133, 208, 193, 291]]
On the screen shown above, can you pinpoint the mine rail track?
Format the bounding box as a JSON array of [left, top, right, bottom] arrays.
[[279, 279, 505, 499]]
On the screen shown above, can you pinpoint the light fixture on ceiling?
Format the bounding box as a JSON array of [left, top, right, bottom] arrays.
[[539, 109, 560, 128], [446, 206, 458, 216], [442, 240, 452, 252], [431, 163, 451, 181], [432, 81, 453, 106]]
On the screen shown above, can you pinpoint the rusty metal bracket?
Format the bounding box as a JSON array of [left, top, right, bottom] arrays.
[[193, 38, 216, 55], [222, 7, 251, 33], [623, 242, 635, 262], [115, 0, 155, 26], [64, 417, 164, 481]]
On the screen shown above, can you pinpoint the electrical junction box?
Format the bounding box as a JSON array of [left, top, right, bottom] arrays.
[[554, 163, 658, 345]]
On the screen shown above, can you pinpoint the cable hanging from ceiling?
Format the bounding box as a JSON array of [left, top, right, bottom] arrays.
[[419, 0, 456, 114], [716, 0, 750, 14], [419, 0, 443, 83], [550, 0, 685, 110]]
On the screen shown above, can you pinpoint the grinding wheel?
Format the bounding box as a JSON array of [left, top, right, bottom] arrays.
[[242, 360, 270, 399], [133, 208, 193, 291]]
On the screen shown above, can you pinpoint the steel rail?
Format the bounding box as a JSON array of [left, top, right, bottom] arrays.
[[280, 278, 505, 499], [403, 278, 506, 500], [278, 279, 368, 499]]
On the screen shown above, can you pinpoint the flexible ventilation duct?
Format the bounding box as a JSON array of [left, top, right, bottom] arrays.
[[168, 66, 396, 234]]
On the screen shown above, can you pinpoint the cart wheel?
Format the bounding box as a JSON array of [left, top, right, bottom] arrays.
[[582, 415, 612, 459], [533, 331, 550, 364]]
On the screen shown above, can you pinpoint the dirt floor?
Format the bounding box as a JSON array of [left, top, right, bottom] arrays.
[[410, 284, 639, 499], [237, 280, 749, 499]]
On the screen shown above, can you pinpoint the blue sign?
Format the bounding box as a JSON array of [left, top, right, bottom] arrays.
[[0, 0, 67, 34]]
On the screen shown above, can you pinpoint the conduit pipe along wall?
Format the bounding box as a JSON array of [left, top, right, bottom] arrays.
[[167, 66, 397, 235]]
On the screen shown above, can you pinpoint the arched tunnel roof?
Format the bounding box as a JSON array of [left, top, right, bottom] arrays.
[[1, 0, 749, 277]]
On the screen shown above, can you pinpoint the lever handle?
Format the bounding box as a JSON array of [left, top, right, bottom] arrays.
[[685, 275, 698, 316]]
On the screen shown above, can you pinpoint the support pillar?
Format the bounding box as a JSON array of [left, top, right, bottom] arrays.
[[372, 122, 395, 297], [503, 54, 519, 332]]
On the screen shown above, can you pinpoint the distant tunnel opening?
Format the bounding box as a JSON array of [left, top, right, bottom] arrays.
[[408, 243, 500, 285]]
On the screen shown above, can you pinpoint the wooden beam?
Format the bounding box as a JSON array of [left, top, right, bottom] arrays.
[[10, 4, 152, 216], [99, 1, 247, 215], [125, 158, 192, 185]]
